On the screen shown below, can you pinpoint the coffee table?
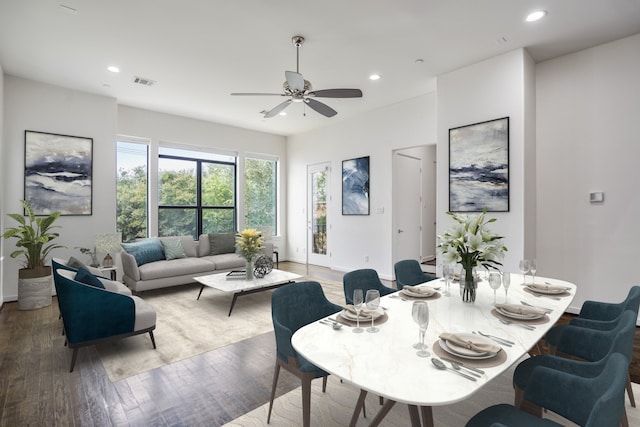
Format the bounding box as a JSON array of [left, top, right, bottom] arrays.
[[194, 269, 303, 316]]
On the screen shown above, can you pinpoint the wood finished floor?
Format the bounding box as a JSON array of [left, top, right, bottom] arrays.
[[0, 262, 638, 426]]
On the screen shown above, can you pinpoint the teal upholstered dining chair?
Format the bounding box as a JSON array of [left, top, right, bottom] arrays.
[[465, 352, 629, 427], [513, 310, 636, 424], [342, 268, 397, 305], [267, 281, 342, 427], [393, 259, 437, 290], [53, 266, 156, 372]]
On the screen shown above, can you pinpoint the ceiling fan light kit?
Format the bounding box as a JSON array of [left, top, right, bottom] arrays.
[[231, 35, 363, 118]]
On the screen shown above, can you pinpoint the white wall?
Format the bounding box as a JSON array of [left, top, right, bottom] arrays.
[[0, 64, 5, 307], [536, 33, 640, 312], [436, 49, 535, 276], [2, 76, 118, 301], [287, 93, 437, 279]]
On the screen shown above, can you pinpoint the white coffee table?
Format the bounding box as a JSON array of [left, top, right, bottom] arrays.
[[194, 269, 303, 316]]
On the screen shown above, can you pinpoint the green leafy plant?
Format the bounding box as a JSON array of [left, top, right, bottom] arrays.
[[2, 200, 65, 270]]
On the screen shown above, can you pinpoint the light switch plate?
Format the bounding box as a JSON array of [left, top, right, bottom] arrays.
[[590, 192, 604, 203]]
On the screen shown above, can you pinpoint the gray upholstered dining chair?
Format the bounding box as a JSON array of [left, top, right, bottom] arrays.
[[342, 268, 397, 305], [465, 352, 629, 427], [267, 281, 342, 427], [394, 259, 437, 290]]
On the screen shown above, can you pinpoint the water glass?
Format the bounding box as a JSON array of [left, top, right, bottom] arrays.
[[530, 259, 537, 285], [352, 289, 364, 333], [411, 301, 430, 357], [488, 272, 501, 304], [519, 259, 530, 285], [365, 289, 380, 333], [502, 272, 511, 302], [443, 264, 454, 296]]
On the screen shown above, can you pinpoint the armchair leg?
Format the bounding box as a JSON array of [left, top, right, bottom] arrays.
[[70, 348, 79, 372], [149, 331, 157, 349], [267, 361, 280, 424], [322, 375, 327, 392], [301, 374, 314, 427], [626, 373, 636, 407]]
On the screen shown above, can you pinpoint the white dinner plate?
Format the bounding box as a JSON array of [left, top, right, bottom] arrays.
[[439, 333, 497, 360], [340, 308, 382, 321], [495, 306, 544, 320], [401, 287, 436, 298], [526, 284, 569, 295]]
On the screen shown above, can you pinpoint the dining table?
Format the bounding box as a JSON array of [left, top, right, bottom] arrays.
[[291, 273, 576, 427]]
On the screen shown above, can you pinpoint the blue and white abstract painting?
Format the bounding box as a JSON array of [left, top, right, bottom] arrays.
[[24, 131, 93, 215], [342, 156, 370, 215], [449, 117, 509, 212]]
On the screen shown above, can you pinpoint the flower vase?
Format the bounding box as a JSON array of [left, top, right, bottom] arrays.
[[460, 265, 476, 303], [245, 260, 254, 280]]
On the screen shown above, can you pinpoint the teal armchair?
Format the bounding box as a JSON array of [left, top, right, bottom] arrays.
[[394, 259, 437, 290]]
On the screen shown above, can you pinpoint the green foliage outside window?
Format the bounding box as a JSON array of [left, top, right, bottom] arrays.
[[244, 158, 276, 234]]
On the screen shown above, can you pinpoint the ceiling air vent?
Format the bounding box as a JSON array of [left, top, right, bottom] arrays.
[[132, 76, 156, 86]]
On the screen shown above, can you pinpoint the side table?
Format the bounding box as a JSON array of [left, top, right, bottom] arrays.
[[99, 266, 118, 281]]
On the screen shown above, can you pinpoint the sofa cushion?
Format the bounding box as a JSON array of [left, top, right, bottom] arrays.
[[161, 238, 187, 260], [200, 253, 246, 270], [122, 238, 165, 266], [138, 257, 216, 281], [209, 233, 236, 255], [75, 268, 105, 289]]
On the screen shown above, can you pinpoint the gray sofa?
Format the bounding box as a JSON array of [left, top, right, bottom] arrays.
[[120, 234, 273, 292]]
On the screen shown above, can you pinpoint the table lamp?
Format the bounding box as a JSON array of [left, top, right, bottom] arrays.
[[95, 232, 122, 268]]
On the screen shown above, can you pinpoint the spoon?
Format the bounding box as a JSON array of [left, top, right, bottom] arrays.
[[448, 360, 481, 377], [431, 358, 476, 381]]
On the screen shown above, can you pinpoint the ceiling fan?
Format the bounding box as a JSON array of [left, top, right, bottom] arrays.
[[231, 36, 363, 118]]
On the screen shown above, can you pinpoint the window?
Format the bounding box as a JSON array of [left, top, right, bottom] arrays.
[[244, 155, 278, 235], [116, 141, 148, 242], [158, 147, 236, 239]]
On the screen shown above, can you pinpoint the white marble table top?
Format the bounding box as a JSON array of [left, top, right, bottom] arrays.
[[194, 269, 303, 293], [292, 273, 576, 408]]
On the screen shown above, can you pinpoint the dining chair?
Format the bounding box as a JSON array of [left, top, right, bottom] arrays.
[[513, 310, 636, 425], [465, 352, 629, 427], [267, 281, 342, 427], [343, 268, 397, 305], [393, 259, 437, 290], [545, 308, 638, 408]]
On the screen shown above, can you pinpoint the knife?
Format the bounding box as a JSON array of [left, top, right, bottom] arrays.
[[440, 357, 485, 374]]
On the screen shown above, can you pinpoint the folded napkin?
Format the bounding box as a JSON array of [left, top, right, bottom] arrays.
[[402, 285, 435, 296], [495, 303, 546, 317], [440, 332, 501, 355], [344, 304, 376, 318], [528, 283, 568, 292]]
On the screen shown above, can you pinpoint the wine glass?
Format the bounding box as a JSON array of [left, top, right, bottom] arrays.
[[365, 289, 380, 333], [443, 264, 454, 296], [519, 259, 530, 285], [411, 301, 430, 357], [502, 272, 511, 302], [352, 289, 364, 333], [530, 259, 537, 285], [488, 272, 501, 304]]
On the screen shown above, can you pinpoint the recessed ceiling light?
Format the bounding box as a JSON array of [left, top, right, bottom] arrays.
[[279, 111, 287, 116], [369, 74, 381, 81], [525, 10, 547, 22], [107, 66, 120, 73]]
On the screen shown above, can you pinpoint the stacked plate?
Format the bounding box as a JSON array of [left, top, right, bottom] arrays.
[[439, 333, 497, 360], [401, 286, 437, 298], [340, 308, 383, 321], [526, 284, 570, 295], [495, 305, 545, 320]]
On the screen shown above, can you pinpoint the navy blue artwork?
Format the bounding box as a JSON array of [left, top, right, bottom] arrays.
[[24, 131, 93, 215], [342, 156, 370, 215], [449, 117, 509, 212]]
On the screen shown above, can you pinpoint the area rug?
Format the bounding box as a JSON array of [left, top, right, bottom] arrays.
[[97, 277, 345, 382], [224, 366, 640, 426]]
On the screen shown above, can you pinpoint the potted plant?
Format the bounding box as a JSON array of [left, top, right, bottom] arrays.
[[2, 199, 65, 309]]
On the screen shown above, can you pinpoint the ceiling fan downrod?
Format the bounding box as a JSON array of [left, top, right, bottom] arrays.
[[292, 36, 304, 74]]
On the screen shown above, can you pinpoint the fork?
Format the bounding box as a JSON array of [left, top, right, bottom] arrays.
[[474, 331, 515, 346], [521, 300, 553, 313], [499, 318, 536, 330]]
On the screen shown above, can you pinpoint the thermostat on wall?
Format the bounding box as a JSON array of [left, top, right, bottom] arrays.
[[589, 192, 604, 203]]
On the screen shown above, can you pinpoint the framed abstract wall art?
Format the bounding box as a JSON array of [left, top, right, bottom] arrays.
[[342, 156, 370, 215], [449, 117, 509, 212], [24, 130, 93, 216]]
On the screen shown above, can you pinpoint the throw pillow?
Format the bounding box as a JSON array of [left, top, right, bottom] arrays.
[[161, 238, 187, 260], [75, 267, 105, 289], [67, 256, 88, 270], [121, 238, 165, 266], [209, 233, 236, 255]]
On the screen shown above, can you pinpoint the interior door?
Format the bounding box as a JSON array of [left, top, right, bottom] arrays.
[[393, 152, 422, 263], [307, 163, 330, 267]]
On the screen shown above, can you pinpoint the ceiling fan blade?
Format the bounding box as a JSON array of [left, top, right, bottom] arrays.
[[309, 89, 363, 98], [285, 71, 305, 92], [305, 98, 337, 117], [231, 92, 286, 96], [264, 99, 292, 118]]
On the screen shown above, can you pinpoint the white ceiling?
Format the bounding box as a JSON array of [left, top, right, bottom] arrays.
[[1, 1, 639, 136]]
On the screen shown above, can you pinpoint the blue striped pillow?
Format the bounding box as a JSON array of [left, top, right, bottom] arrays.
[[121, 238, 165, 266]]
